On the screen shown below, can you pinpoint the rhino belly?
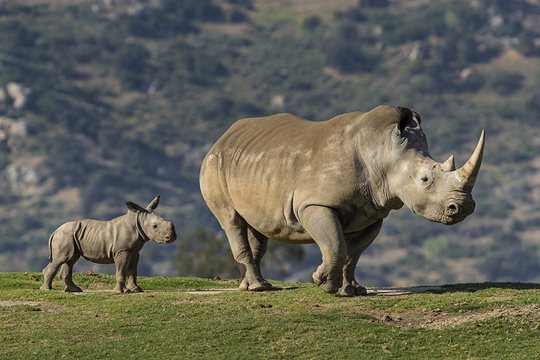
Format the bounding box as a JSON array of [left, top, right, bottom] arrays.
[[79, 246, 115, 264], [76, 229, 116, 263]]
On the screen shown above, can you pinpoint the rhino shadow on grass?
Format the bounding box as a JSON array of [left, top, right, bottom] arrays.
[[40, 196, 176, 293]]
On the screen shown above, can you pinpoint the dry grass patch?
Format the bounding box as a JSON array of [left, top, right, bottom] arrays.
[[363, 304, 540, 329], [0, 300, 64, 313]]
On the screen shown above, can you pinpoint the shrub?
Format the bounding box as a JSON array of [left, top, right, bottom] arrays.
[[114, 43, 151, 90], [324, 24, 379, 73], [488, 72, 524, 96]]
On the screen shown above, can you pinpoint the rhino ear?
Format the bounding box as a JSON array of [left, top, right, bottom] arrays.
[[126, 201, 147, 213], [397, 106, 413, 133], [146, 195, 160, 211], [412, 111, 422, 124]]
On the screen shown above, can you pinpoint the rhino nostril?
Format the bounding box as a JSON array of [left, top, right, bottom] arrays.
[[447, 203, 458, 215]]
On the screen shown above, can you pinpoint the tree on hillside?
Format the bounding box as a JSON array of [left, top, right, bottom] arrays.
[[175, 228, 304, 280], [175, 228, 239, 279], [324, 24, 378, 73]]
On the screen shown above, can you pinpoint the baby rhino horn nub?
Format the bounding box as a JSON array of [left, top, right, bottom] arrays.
[[458, 130, 485, 192]]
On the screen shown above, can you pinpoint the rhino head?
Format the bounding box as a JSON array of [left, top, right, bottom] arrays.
[[126, 195, 177, 243], [386, 107, 485, 225]]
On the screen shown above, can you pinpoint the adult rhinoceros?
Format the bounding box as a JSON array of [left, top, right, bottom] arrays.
[[200, 106, 484, 296]]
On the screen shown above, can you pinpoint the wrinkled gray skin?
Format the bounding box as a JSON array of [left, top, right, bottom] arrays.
[[40, 196, 176, 293], [200, 105, 485, 296]]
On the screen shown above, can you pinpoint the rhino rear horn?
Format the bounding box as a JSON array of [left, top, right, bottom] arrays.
[[458, 130, 485, 191], [441, 155, 456, 172]]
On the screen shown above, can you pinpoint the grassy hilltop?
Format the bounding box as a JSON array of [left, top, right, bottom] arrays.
[[1, 273, 540, 359], [1, 0, 540, 285]]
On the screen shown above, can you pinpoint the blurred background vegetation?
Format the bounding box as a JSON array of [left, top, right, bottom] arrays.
[[1, 0, 539, 286]]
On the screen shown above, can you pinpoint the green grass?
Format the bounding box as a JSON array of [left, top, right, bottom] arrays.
[[1, 273, 539, 359]]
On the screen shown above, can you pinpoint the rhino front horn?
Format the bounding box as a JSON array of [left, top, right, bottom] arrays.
[[458, 130, 485, 191]]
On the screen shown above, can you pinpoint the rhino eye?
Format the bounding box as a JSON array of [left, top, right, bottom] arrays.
[[153, 224, 158, 229], [420, 175, 432, 187]]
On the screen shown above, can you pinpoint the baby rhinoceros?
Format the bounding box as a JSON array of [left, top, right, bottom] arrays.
[[40, 195, 176, 293]]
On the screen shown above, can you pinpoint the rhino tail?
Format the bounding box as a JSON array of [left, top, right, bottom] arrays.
[[47, 231, 56, 263]]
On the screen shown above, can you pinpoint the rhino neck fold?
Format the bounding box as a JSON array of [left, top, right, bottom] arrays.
[[135, 212, 150, 242], [352, 123, 403, 212], [367, 180, 403, 212]]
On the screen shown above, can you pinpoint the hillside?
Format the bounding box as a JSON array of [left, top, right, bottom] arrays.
[[1, 273, 540, 359], [0, 0, 540, 285]]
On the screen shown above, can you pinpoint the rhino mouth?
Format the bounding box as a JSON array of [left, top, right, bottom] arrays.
[[163, 231, 177, 244], [412, 198, 474, 225], [440, 214, 463, 225], [159, 234, 176, 244]]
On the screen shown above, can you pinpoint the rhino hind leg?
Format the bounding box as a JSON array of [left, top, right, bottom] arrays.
[[246, 226, 272, 290], [200, 158, 270, 291], [338, 220, 383, 297], [40, 262, 62, 291], [41, 231, 78, 291], [59, 255, 83, 292], [220, 213, 269, 291]]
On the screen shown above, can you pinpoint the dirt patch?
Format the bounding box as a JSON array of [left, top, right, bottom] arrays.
[[181, 289, 238, 295], [65, 288, 240, 295], [0, 300, 64, 313], [363, 304, 540, 329]]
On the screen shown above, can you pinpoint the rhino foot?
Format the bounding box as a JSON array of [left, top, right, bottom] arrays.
[[113, 286, 128, 293], [239, 277, 272, 291], [312, 268, 341, 294], [40, 284, 52, 291], [338, 283, 368, 297]]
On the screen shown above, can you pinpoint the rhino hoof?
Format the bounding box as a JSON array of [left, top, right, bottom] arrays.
[[337, 285, 355, 297], [312, 272, 323, 287], [319, 282, 339, 294], [313, 270, 340, 293], [239, 277, 272, 291], [40, 285, 52, 291], [338, 284, 368, 297], [239, 278, 248, 291]]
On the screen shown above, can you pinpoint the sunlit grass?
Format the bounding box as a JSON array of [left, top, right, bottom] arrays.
[[1, 273, 539, 359]]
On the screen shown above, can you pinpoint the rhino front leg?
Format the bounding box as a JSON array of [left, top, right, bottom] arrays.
[[126, 252, 143, 293], [300, 206, 346, 294], [339, 220, 383, 297], [113, 251, 131, 293]]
